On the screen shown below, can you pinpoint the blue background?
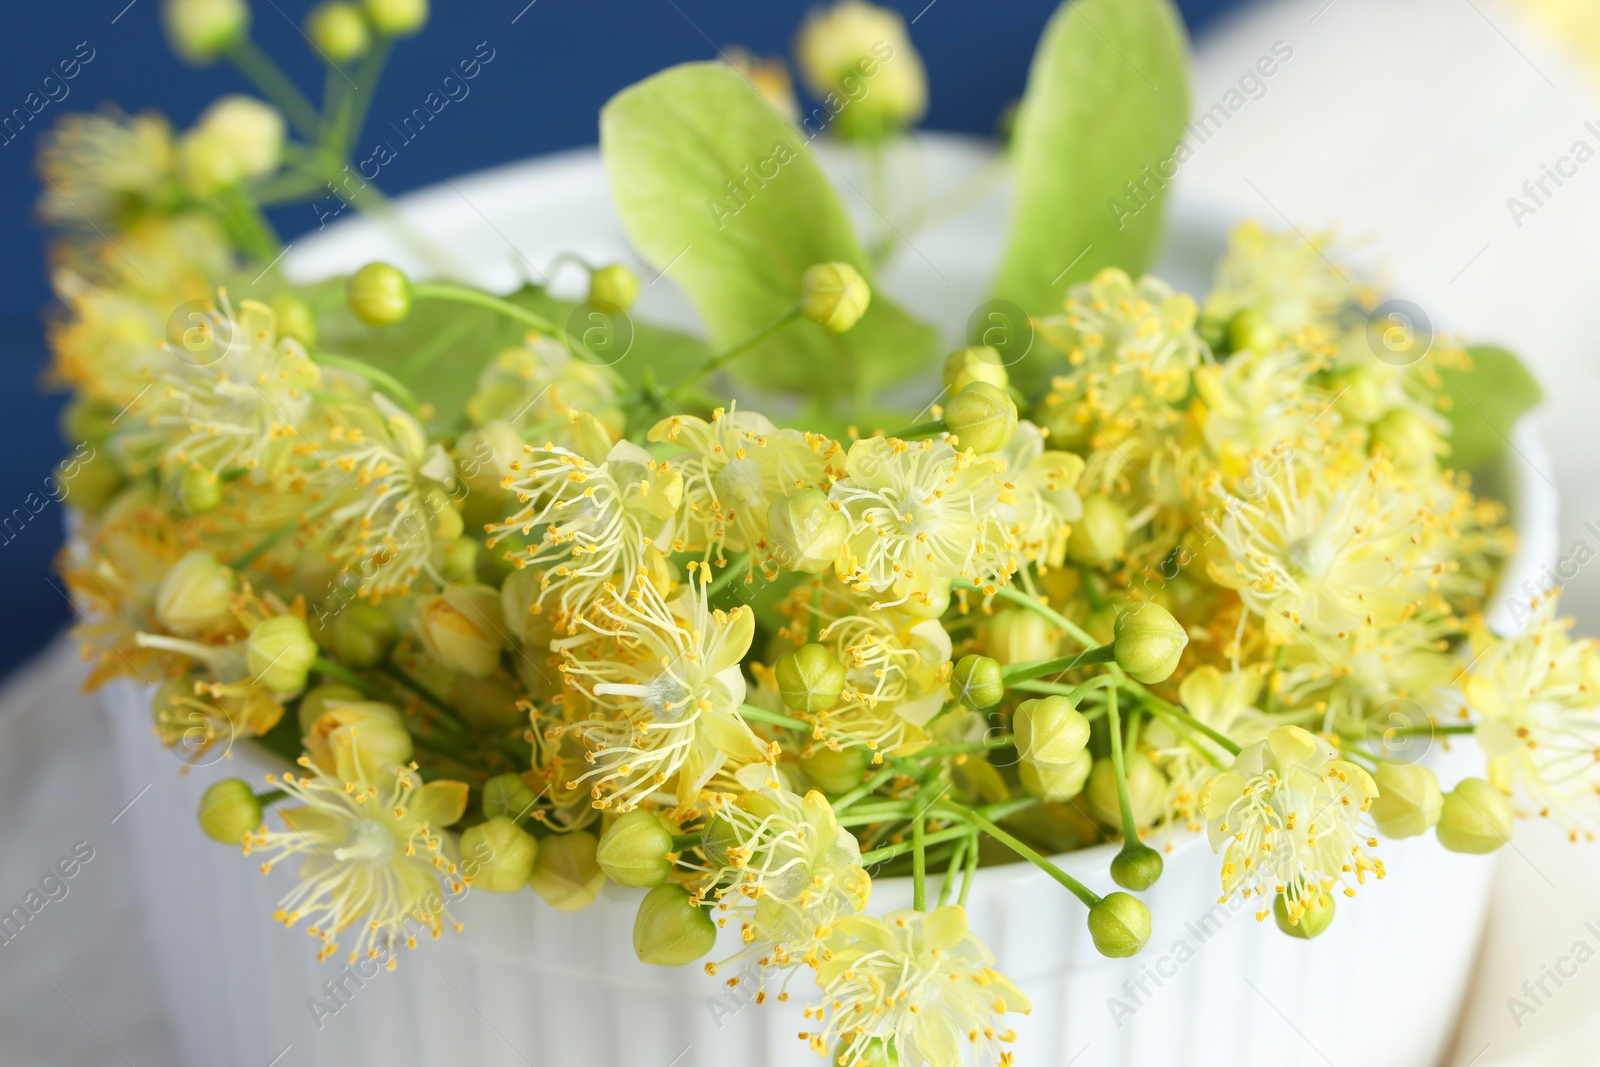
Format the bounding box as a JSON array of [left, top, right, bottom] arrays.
[[0, 0, 1242, 681]]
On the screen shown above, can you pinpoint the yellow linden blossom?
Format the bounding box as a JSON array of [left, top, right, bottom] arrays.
[[555, 570, 762, 811], [990, 421, 1084, 573], [246, 754, 470, 968], [36, 108, 178, 229], [1149, 664, 1270, 832], [804, 905, 1030, 1067], [1191, 344, 1332, 483], [1464, 594, 1600, 840], [464, 335, 625, 448], [1203, 221, 1369, 337], [1199, 725, 1382, 927]]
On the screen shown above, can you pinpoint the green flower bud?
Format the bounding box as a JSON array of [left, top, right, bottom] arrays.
[[1013, 696, 1090, 766], [776, 643, 847, 714], [460, 815, 537, 893], [432, 537, 479, 584], [155, 551, 236, 636], [1437, 777, 1513, 854], [246, 615, 318, 694], [169, 466, 221, 516], [306, 2, 369, 63], [588, 264, 640, 311], [951, 654, 1004, 710], [767, 489, 848, 573], [1324, 367, 1385, 424], [1087, 753, 1168, 829], [800, 745, 870, 795], [178, 129, 244, 197], [1088, 891, 1151, 958], [295, 683, 364, 734], [597, 811, 675, 888], [943, 346, 1008, 394], [196, 95, 285, 178], [1113, 602, 1189, 684], [362, 0, 428, 35], [347, 262, 411, 326], [163, 0, 250, 64], [982, 608, 1058, 666], [1227, 309, 1278, 353], [943, 381, 1018, 454], [700, 812, 741, 870], [414, 584, 505, 679], [1370, 762, 1443, 839], [1274, 889, 1335, 939], [62, 401, 118, 447], [801, 262, 870, 332], [530, 831, 606, 912], [271, 293, 318, 346], [482, 772, 539, 822], [326, 602, 399, 668], [1066, 495, 1128, 568], [633, 883, 717, 967], [1018, 748, 1091, 801], [1370, 408, 1444, 471], [835, 1038, 899, 1067], [198, 778, 262, 843], [1111, 843, 1164, 891], [57, 453, 121, 516]]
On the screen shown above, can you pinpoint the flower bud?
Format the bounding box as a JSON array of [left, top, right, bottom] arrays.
[[362, 0, 428, 36], [1018, 748, 1091, 801], [59, 451, 123, 516], [326, 602, 399, 668], [1436, 777, 1513, 854], [1013, 696, 1090, 766], [795, 1, 926, 139], [1369, 762, 1443, 840], [163, 0, 250, 64], [482, 773, 539, 822], [700, 813, 740, 870], [1227, 309, 1278, 353], [982, 608, 1057, 666], [196, 95, 284, 177], [247, 615, 318, 694], [530, 831, 606, 912], [767, 489, 849, 573], [952, 654, 1004, 710], [588, 264, 640, 311], [1274, 889, 1335, 939], [303, 700, 413, 781], [1324, 367, 1385, 424], [801, 262, 870, 332], [834, 1038, 898, 1067], [943, 382, 1017, 454], [776, 643, 847, 714], [460, 815, 538, 893], [944, 346, 1008, 394], [306, 2, 369, 63], [198, 778, 261, 843], [1087, 753, 1167, 829], [295, 683, 364, 734], [178, 129, 244, 197], [414, 584, 505, 679], [800, 745, 870, 795], [271, 293, 318, 346], [1113, 602, 1189, 684], [155, 551, 236, 636], [1111, 843, 1164, 891], [1088, 891, 1151, 958], [597, 810, 675, 888], [633, 883, 716, 967], [1066, 495, 1128, 568], [1370, 408, 1444, 471], [174, 466, 223, 515], [348, 262, 411, 326], [433, 537, 479, 584]]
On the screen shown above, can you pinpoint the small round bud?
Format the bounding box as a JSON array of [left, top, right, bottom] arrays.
[[943, 382, 1017, 454], [597, 811, 675, 888], [295, 683, 363, 734], [62, 401, 118, 447], [801, 262, 871, 332], [1088, 891, 1151, 958], [306, 2, 369, 63], [433, 537, 479, 584], [270, 293, 318, 346], [1113, 602, 1189, 684], [1066, 495, 1128, 568], [482, 773, 539, 822], [633, 883, 716, 967], [767, 489, 849, 573], [776, 643, 847, 714], [246, 615, 318, 694], [834, 1038, 898, 1067], [460, 816, 537, 893], [1324, 367, 1385, 423], [530, 831, 606, 912], [171, 466, 221, 515], [588, 264, 640, 311], [155, 551, 236, 637], [800, 746, 870, 795], [198, 778, 261, 843], [700, 814, 740, 870], [1369, 762, 1443, 840], [1436, 777, 1513, 854], [1018, 748, 1091, 801], [1111, 843, 1164, 891], [347, 262, 411, 326], [943, 345, 1008, 394], [326, 603, 399, 668], [178, 129, 244, 197], [196, 95, 285, 177], [163, 0, 250, 64], [795, 1, 926, 139], [1370, 407, 1444, 471], [1227, 309, 1278, 353], [362, 0, 428, 36], [1274, 890, 1335, 939], [414, 584, 505, 679], [303, 700, 411, 780], [1087, 752, 1168, 829], [59, 455, 124, 516], [982, 608, 1058, 666], [952, 654, 1004, 710], [1013, 696, 1090, 766]]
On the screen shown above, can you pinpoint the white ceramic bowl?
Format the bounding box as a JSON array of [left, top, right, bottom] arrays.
[[102, 134, 1559, 1067]]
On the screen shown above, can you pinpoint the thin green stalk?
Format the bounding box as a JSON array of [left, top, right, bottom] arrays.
[[311, 352, 422, 417], [254, 788, 288, 806], [938, 801, 1101, 909], [860, 824, 970, 865], [953, 579, 1098, 649], [1105, 688, 1142, 846], [737, 703, 814, 734], [1001, 644, 1116, 685], [226, 38, 321, 140], [670, 306, 802, 397], [339, 37, 392, 156], [938, 836, 968, 908], [1385, 724, 1475, 737], [228, 518, 299, 570], [831, 764, 900, 813], [807, 582, 824, 645], [704, 552, 750, 597], [910, 737, 1015, 760], [887, 419, 947, 440], [312, 656, 381, 697], [958, 827, 980, 907], [410, 282, 575, 350], [912, 812, 928, 910], [1136, 688, 1241, 756]]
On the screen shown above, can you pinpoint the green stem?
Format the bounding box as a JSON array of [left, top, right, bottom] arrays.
[[670, 306, 802, 397], [1001, 644, 1116, 685], [311, 352, 423, 417], [339, 38, 392, 156], [888, 419, 947, 441], [938, 836, 968, 908], [938, 801, 1101, 909], [911, 736, 1014, 760], [736, 703, 814, 734], [704, 552, 750, 598], [1385, 724, 1475, 737], [1136, 688, 1242, 756], [831, 763, 900, 813], [410, 282, 577, 352], [953, 579, 1098, 649], [912, 810, 928, 910], [1105, 688, 1142, 847], [806, 582, 824, 645], [254, 788, 287, 806], [226, 38, 321, 140], [312, 656, 381, 697], [958, 827, 980, 907], [228, 518, 299, 570], [860, 824, 971, 866]]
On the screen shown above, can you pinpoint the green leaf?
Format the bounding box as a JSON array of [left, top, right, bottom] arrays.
[[1441, 345, 1543, 469], [601, 62, 939, 403], [994, 0, 1190, 390]]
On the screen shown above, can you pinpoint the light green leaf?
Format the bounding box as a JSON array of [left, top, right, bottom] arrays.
[[601, 62, 939, 402], [994, 0, 1190, 390], [1442, 345, 1543, 469]]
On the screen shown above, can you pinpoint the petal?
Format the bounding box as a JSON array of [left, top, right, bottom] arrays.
[[409, 779, 469, 829]]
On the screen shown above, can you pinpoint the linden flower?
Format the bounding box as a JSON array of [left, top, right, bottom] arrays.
[[1191, 344, 1331, 482], [990, 421, 1084, 573], [1199, 725, 1382, 927], [247, 755, 470, 967], [1464, 595, 1600, 839], [830, 436, 1007, 607], [1275, 613, 1457, 732], [464, 335, 624, 448], [804, 906, 1031, 1067], [556, 571, 762, 811], [1148, 664, 1270, 832], [150, 674, 285, 762], [1203, 221, 1368, 337], [648, 406, 839, 561], [37, 108, 178, 228]]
